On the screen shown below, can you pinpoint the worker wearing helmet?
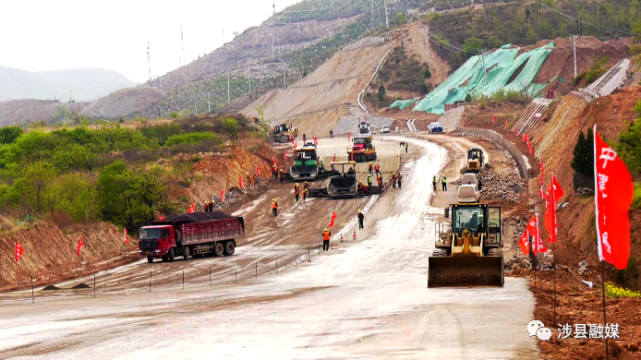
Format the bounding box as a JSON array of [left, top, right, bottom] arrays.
[[358, 209, 365, 230], [374, 163, 380, 176], [368, 162, 373, 175], [392, 172, 398, 188], [322, 228, 332, 251], [304, 181, 309, 191], [272, 199, 279, 217], [294, 183, 300, 202]]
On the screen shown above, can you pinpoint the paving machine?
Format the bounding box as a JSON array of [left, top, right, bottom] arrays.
[[307, 162, 385, 198], [271, 124, 298, 143], [289, 144, 329, 181], [428, 202, 504, 287], [460, 148, 484, 174]]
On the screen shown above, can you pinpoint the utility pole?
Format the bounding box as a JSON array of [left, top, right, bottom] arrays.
[[384, 0, 389, 29], [481, 50, 488, 85], [573, 35, 577, 78], [371, 0, 374, 28], [425, 24, 431, 68], [193, 93, 197, 114], [283, 67, 286, 88]]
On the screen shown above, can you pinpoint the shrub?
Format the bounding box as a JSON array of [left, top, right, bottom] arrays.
[[616, 120, 641, 175], [378, 84, 386, 101], [164, 132, 219, 147], [605, 281, 641, 299], [169, 111, 180, 119], [570, 129, 594, 175]]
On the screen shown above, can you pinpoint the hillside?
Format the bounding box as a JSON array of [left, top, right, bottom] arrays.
[[0, 66, 134, 101]]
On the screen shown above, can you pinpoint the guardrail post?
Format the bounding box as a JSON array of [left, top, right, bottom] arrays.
[[31, 277, 34, 303], [209, 268, 212, 286], [182, 271, 185, 290], [149, 271, 152, 292], [94, 273, 96, 298]]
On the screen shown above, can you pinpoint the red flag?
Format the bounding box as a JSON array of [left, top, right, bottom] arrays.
[[347, 132, 351, 142], [539, 173, 543, 186], [273, 159, 277, 166], [333, 154, 336, 162], [518, 229, 530, 255], [539, 186, 544, 199], [221, 189, 225, 203], [77, 238, 85, 256], [283, 151, 287, 161], [522, 133, 528, 143], [504, 119, 508, 131], [544, 184, 557, 244], [239, 176, 243, 188], [551, 174, 564, 201], [351, 151, 354, 162], [515, 128, 518, 136], [314, 136, 318, 145], [529, 145, 534, 155], [529, 214, 547, 254], [540, 161, 545, 173], [492, 115, 496, 124], [257, 166, 260, 176], [290, 134, 293, 143], [15, 242, 24, 262], [160, 215, 165, 220], [329, 211, 337, 228], [594, 127, 634, 269], [124, 228, 129, 244]]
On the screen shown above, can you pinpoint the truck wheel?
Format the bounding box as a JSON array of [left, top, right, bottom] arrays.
[[214, 242, 225, 257], [183, 246, 191, 261], [168, 248, 175, 262], [224, 241, 236, 256], [281, 135, 289, 143], [162, 255, 168, 262], [147, 256, 154, 263]]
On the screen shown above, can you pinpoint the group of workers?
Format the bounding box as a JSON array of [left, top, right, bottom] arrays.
[[322, 209, 365, 252], [432, 175, 448, 191], [294, 182, 309, 203], [203, 201, 215, 212]]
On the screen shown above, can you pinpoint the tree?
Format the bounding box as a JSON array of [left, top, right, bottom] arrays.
[[424, 67, 431, 79], [222, 118, 239, 140], [0, 126, 23, 144], [462, 38, 482, 57], [396, 12, 407, 25], [11, 162, 56, 214], [378, 83, 386, 102], [465, 94, 472, 103], [570, 129, 594, 175]]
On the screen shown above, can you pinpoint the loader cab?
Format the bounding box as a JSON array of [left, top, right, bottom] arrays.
[[274, 124, 289, 134], [447, 204, 501, 246]]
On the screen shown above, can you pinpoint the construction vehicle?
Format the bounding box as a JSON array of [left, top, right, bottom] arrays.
[[289, 144, 329, 181], [348, 137, 377, 162], [460, 148, 485, 174], [308, 161, 384, 198], [271, 124, 298, 143], [428, 201, 503, 287], [139, 211, 245, 263]]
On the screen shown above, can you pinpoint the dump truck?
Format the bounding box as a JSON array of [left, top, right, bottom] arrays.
[[138, 211, 245, 263], [308, 161, 384, 198], [428, 202, 503, 287], [271, 124, 298, 143], [289, 144, 327, 181], [460, 148, 485, 174], [348, 137, 377, 162]]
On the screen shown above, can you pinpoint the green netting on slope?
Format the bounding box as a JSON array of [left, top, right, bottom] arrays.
[[412, 42, 555, 114], [388, 97, 419, 110]]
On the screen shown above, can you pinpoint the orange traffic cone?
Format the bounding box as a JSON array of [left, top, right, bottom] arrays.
[[353, 231, 357, 240]]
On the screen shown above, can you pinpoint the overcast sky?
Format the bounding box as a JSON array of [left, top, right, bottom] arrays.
[[0, 0, 303, 83]]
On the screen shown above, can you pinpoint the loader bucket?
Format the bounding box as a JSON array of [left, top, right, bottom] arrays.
[[428, 255, 504, 287]]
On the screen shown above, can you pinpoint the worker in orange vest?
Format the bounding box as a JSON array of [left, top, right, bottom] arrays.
[[272, 199, 279, 217], [295, 183, 300, 202], [322, 228, 331, 251], [272, 164, 278, 179], [368, 162, 373, 175], [377, 173, 383, 187], [374, 163, 380, 176], [302, 188, 308, 202], [391, 173, 398, 188], [279, 169, 285, 183], [203, 201, 209, 212]]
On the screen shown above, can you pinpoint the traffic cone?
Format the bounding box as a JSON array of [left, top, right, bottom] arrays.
[[341, 234, 344, 243], [353, 231, 357, 240]]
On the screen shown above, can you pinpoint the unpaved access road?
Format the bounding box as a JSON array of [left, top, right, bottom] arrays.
[[0, 136, 538, 359]]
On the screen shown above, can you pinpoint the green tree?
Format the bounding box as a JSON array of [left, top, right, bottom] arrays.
[[378, 83, 386, 101], [97, 161, 164, 231], [11, 162, 56, 214], [424, 67, 431, 79], [0, 126, 23, 144], [222, 118, 239, 140], [50, 173, 99, 223], [570, 129, 594, 175], [396, 12, 407, 25]]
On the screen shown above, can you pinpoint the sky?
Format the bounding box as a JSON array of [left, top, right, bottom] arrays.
[[0, 0, 303, 83]]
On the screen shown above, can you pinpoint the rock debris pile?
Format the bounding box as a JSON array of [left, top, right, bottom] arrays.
[[478, 169, 524, 203]]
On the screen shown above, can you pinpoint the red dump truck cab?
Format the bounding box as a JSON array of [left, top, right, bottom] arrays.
[[138, 211, 245, 263]]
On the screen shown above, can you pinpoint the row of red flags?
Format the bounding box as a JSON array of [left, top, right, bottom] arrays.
[[516, 125, 633, 270]]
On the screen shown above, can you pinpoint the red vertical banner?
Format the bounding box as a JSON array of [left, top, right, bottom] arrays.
[[221, 189, 225, 203], [15, 242, 24, 262], [492, 115, 496, 124], [347, 132, 351, 142], [329, 211, 337, 228], [515, 128, 518, 136], [518, 229, 530, 255], [594, 127, 634, 269], [545, 185, 557, 244], [239, 176, 243, 188], [273, 159, 277, 166], [529, 214, 547, 254], [314, 136, 318, 145], [504, 119, 508, 131], [77, 238, 85, 256], [540, 161, 545, 173], [257, 166, 260, 177], [124, 228, 129, 244], [333, 154, 336, 162]]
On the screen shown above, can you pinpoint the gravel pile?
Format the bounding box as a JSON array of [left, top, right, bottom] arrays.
[[479, 169, 525, 203]]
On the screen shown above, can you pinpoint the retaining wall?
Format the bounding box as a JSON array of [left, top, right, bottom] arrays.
[[455, 127, 532, 179]]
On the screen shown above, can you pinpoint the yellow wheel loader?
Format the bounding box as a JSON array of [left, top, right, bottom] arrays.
[[428, 202, 504, 287], [460, 148, 485, 174]]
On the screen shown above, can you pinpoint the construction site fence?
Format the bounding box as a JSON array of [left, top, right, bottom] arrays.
[[0, 243, 354, 303], [455, 126, 532, 179]]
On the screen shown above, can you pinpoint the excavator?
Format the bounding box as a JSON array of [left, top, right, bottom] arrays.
[[460, 148, 485, 174], [271, 124, 298, 143], [428, 201, 504, 287]]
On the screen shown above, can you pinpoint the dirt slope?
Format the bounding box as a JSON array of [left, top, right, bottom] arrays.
[[241, 37, 394, 134], [405, 23, 451, 85]]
